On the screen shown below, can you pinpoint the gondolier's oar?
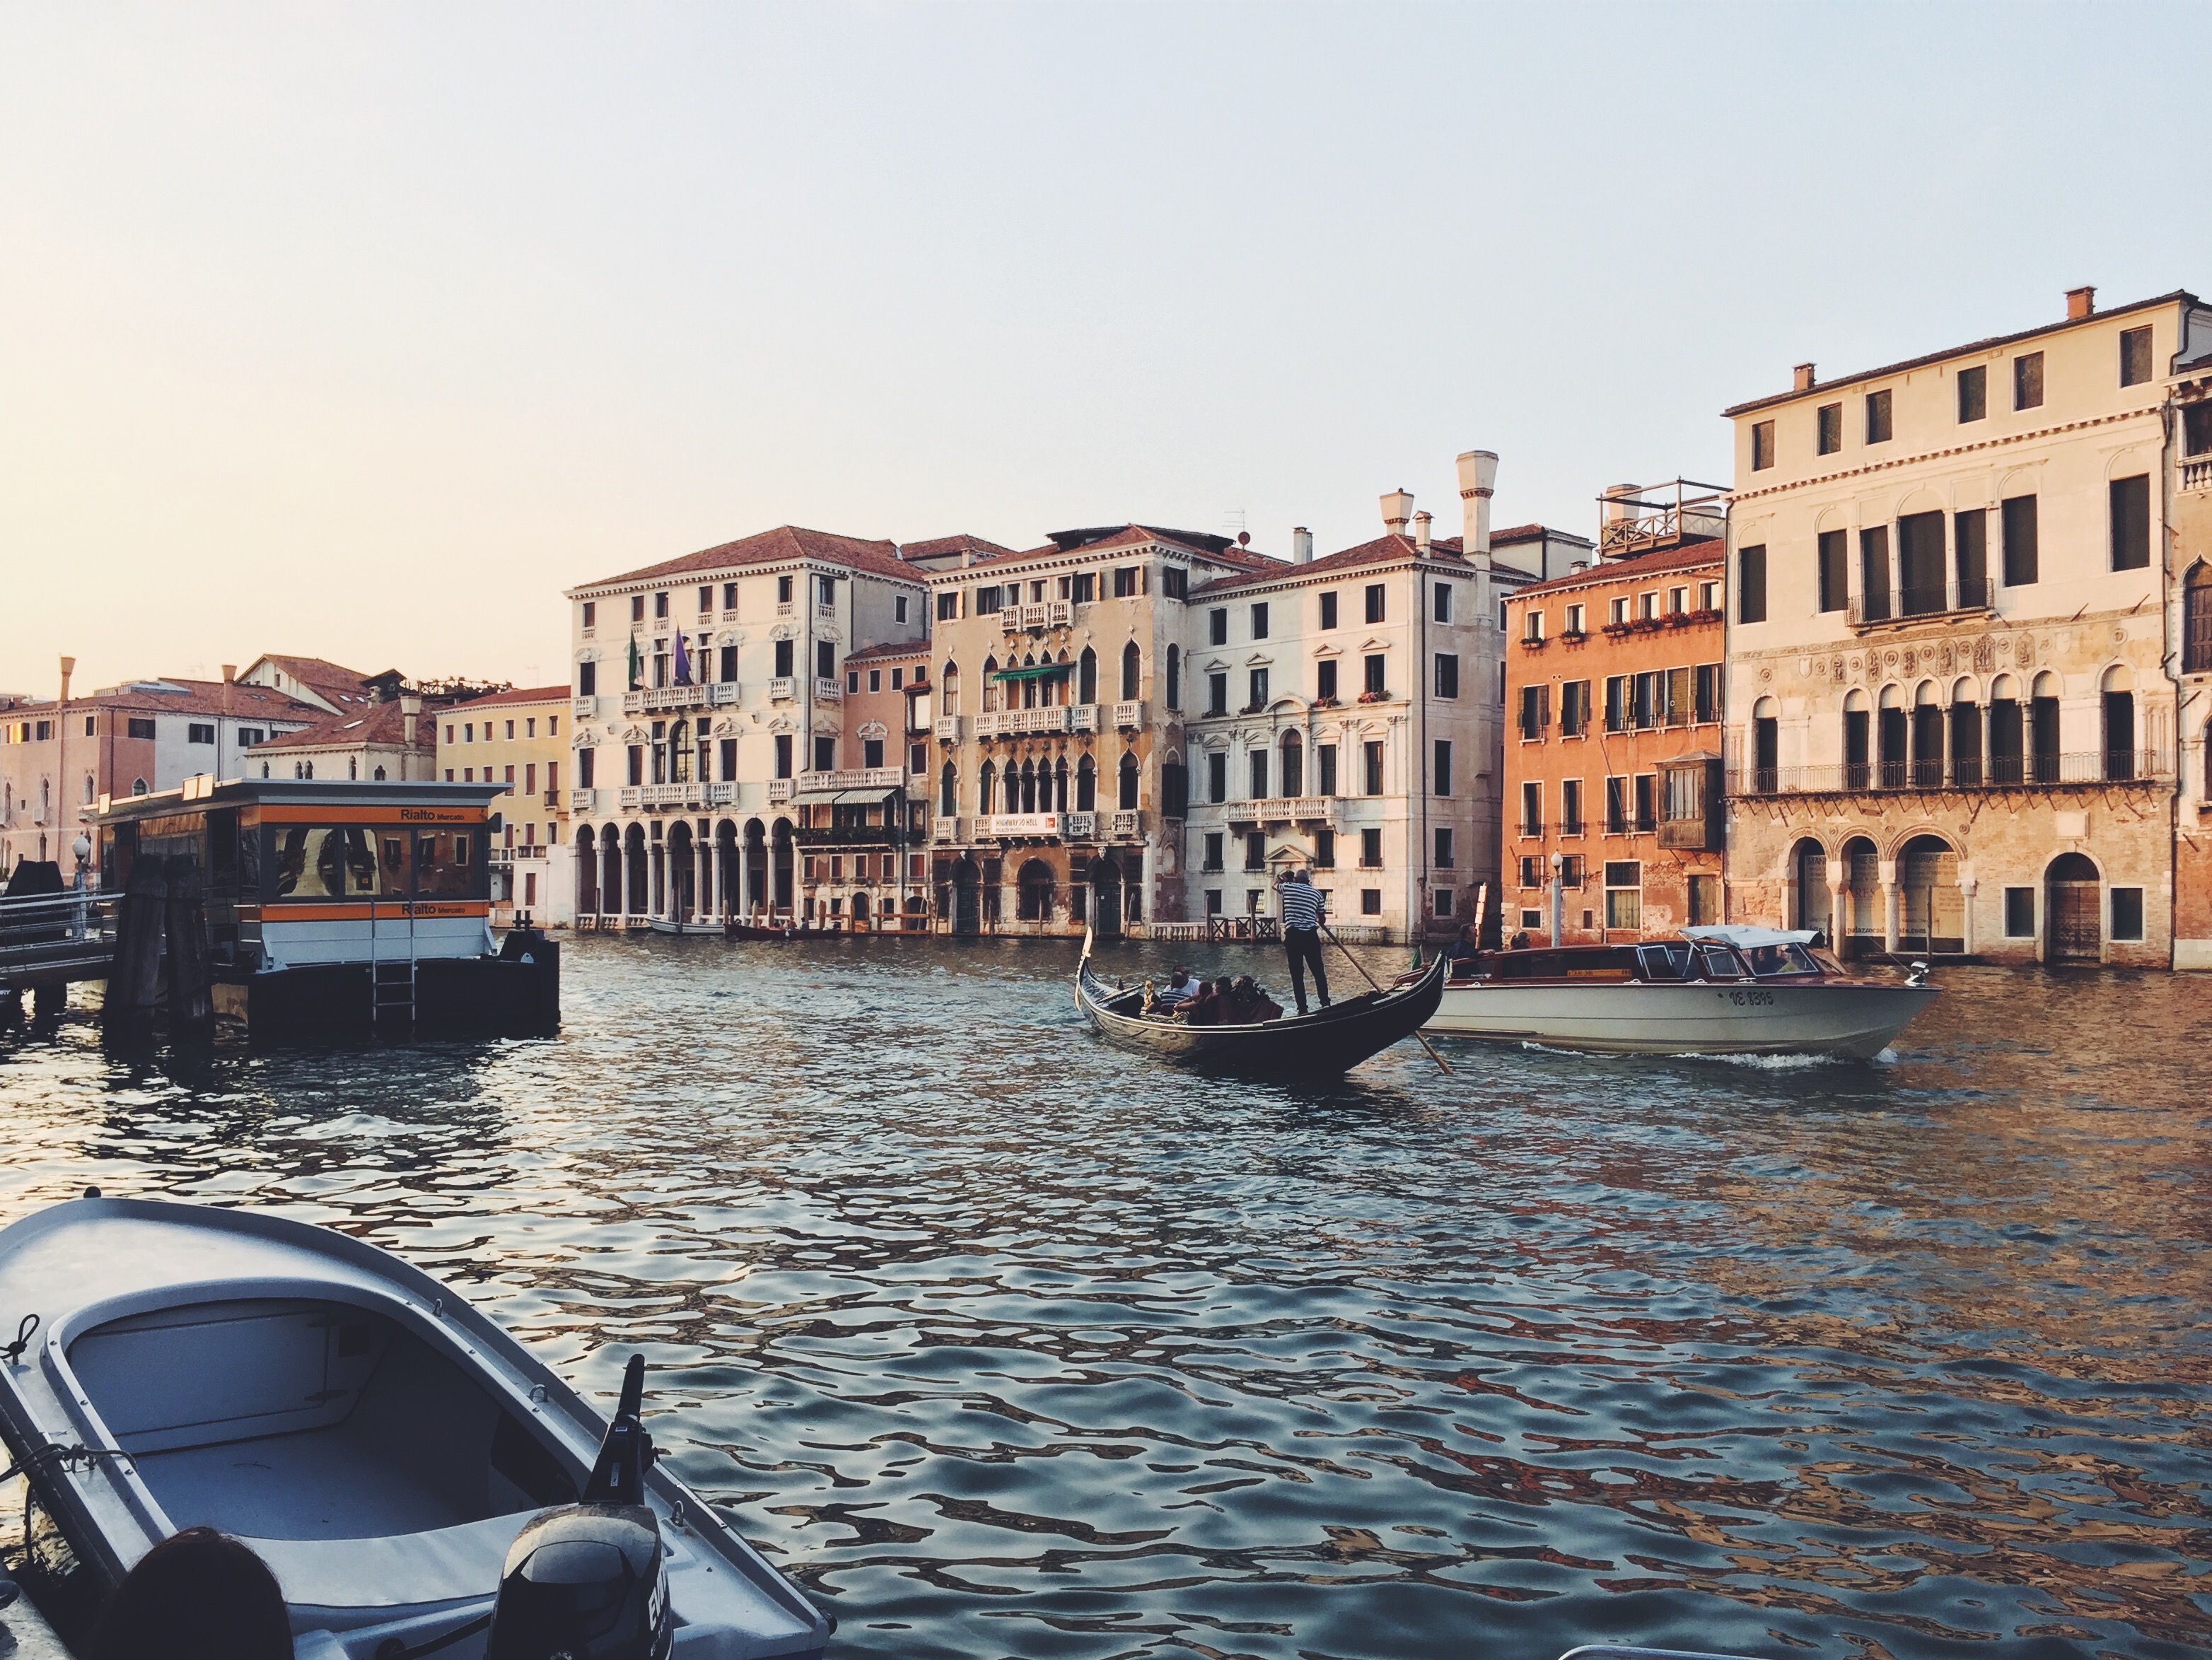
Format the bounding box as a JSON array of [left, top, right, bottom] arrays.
[[1323, 925, 1451, 1075]]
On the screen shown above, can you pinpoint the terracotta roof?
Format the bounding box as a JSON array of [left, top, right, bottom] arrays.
[[1722, 289, 2201, 418], [447, 684, 569, 711], [253, 701, 433, 753], [62, 679, 321, 721], [576, 525, 923, 591], [959, 525, 1276, 576], [900, 534, 1015, 562], [252, 655, 380, 706], [1490, 522, 1559, 545], [842, 641, 931, 665], [1508, 539, 1724, 601], [1187, 533, 1462, 597]]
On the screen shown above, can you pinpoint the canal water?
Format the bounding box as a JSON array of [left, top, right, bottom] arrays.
[[0, 937, 2206, 1660]]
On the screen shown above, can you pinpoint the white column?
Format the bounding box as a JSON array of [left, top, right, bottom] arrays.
[[1826, 860, 1846, 947], [1878, 859, 1899, 952], [736, 838, 752, 922]]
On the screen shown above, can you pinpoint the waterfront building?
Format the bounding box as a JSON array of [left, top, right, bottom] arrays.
[[1723, 286, 2212, 965], [794, 641, 933, 930], [1, 660, 316, 877], [2171, 346, 2212, 966], [1502, 482, 1728, 944], [434, 685, 573, 925], [564, 525, 932, 928]]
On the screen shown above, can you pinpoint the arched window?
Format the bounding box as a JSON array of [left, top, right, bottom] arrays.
[[1020, 760, 1037, 813], [373, 766, 387, 781], [982, 657, 999, 712], [1052, 758, 1069, 812], [1280, 730, 1303, 797], [940, 761, 957, 817], [1842, 687, 1871, 788], [1078, 648, 1097, 706], [669, 719, 691, 783], [1076, 755, 1096, 811], [1950, 677, 1982, 785], [978, 761, 995, 816], [1751, 696, 1779, 793], [2187, 564, 2212, 674], [1165, 645, 1181, 711], [943, 661, 961, 715], [40, 778, 51, 821], [1120, 642, 1141, 702], [1877, 685, 1907, 785], [1117, 751, 1139, 810], [1911, 680, 1943, 787], [81, 773, 94, 804], [2030, 670, 2061, 781], [133, 777, 150, 795]]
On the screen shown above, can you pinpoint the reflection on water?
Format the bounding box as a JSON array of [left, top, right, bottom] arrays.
[[1, 939, 2207, 1660]]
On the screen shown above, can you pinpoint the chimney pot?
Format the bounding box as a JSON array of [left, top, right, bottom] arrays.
[[1413, 510, 1433, 552], [1291, 527, 1313, 565], [2066, 285, 2096, 320], [1455, 450, 1498, 559], [59, 655, 76, 704], [1793, 362, 1817, 392], [1379, 489, 1414, 537], [221, 663, 236, 684]]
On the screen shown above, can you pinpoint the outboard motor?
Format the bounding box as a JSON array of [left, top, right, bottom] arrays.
[[487, 1356, 673, 1660]]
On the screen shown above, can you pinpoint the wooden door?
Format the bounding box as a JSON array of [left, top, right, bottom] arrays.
[[2047, 879, 2100, 961]]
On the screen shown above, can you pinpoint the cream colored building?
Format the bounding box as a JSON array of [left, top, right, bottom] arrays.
[[436, 686, 572, 925], [1723, 286, 2212, 966]]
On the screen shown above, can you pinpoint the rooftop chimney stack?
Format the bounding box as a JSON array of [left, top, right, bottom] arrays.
[[1291, 526, 1313, 565], [221, 663, 236, 684], [1413, 510, 1432, 551], [1380, 489, 1414, 537], [1455, 450, 1498, 560], [59, 655, 75, 705], [2067, 285, 2096, 320], [1793, 362, 1817, 392], [401, 693, 422, 750]]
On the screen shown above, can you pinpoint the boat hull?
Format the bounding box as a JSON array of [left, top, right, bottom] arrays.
[[1424, 978, 1936, 1058]]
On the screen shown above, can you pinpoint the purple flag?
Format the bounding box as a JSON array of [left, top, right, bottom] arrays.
[[673, 631, 693, 686]]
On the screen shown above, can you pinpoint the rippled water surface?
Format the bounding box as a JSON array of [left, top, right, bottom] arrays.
[[2, 936, 2208, 1659]]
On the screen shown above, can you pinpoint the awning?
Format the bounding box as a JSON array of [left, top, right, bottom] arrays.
[[791, 785, 900, 806], [992, 663, 1071, 682]]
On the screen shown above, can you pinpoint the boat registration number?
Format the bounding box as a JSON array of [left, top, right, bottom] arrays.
[[1723, 988, 1775, 1007]]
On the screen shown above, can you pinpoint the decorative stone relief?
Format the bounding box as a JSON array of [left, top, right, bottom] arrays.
[[1973, 637, 1996, 673], [2017, 636, 2036, 670]]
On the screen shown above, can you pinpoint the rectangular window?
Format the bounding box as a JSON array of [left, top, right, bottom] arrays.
[[1518, 857, 1541, 891], [2112, 887, 2145, 942], [578, 748, 595, 788], [1694, 662, 1721, 725], [1202, 832, 1223, 872], [503, 765, 516, 786], [818, 575, 836, 606], [127, 717, 156, 740], [1244, 831, 1266, 872], [817, 641, 835, 680], [1751, 420, 1775, 470], [1319, 591, 1338, 630], [1634, 774, 1655, 832], [1603, 860, 1641, 930], [1360, 827, 1383, 868], [1605, 776, 1627, 834], [1434, 653, 1459, 699], [847, 670, 861, 694], [187, 723, 215, 744], [1361, 889, 1382, 916], [1434, 827, 1454, 867], [1816, 403, 1841, 455], [774, 639, 795, 677], [2015, 351, 2044, 410], [1957, 363, 1986, 423], [1316, 744, 1337, 796], [936, 592, 957, 621], [697, 585, 712, 614], [776, 575, 792, 604], [1162, 567, 1187, 600], [974, 585, 1003, 614], [2184, 403, 2212, 458], [1561, 778, 1583, 834], [867, 669, 881, 693], [814, 735, 834, 772], [1559, 679, 1588, 737], [581, 600, 596, 629], [1604, 675, 1625, 733], [1518, 682, 1549, 739], [1523, 608, 1544, 642], [1433, 583, 1453, 623], [1313, 827, 1336, 869], [1363, 655, 1386, 696], [1250, 602, 1269, 640], [1737, 545, 1766, 623], [2110, 474, 2150, 571], [1433, 740, 1452, 797], [1816, 528, 1849, 612], [1114, 566, 1139, 598], [1315, 659, 1337, 703], [1247, 667, 1269, 708], [1248, 750, 1269, 800], [1072, 571, 1096, 604], [1520, 780, 1542, 835], [1688, 875, 1719, 926], [1865, 388, 1892, 444], [774, 735, 793, 779], [465, 724, 475, 742], [1207, 752, 1227, 804], [1209, 609, 1228, 645], [654, 592, 669, 617], [1566, 603, 1585, 635], [1897, 510, 1947, 612], [2003, 887, 2035, 937], [1363, 742, 1384, 796], [1860, 525, 1892, 619], [2120, 326, 2153, 387], [1364, 584, 1385, 624], [1954, 508, 1988, 600], [2002, 494, 2039, 585], [1207, 672, 1228, 716]]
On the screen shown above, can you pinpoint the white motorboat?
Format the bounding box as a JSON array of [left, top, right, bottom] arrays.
[[0, 1196, 829, 1659], [1421, 924, 1935, 1059]]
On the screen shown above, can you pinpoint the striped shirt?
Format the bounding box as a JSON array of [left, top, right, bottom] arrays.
[[1278, 882, 1326, 931]]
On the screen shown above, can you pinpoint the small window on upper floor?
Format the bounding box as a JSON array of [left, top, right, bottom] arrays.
[[2121, 325, 2154, 387], [1250, 602, 1269, 640], [1209, 608, 1228, 645], [653, 592, 670, 618], [1609, 596, 1629, 626], [1815, 403, 1841, 455], [2015, 351, 2044, 410], [2184, 403, 2212, 458], [1957, 364, 1986, 423], [895, 596, 909, 624], [1668, 587, 1687, 614], [581, 601, 596, 629], [1523, 609, 1544, 643], [1364, 583, 1385, 624], [1318, 591, 1338, 630], [1433, 583, 1453, 623], [1751, 419, 1776, 470], [1699, 580, 1721, 612], [1638, 592, 1657, 621], [1564, 603, 1585, 636], [1161, 567, 1187, 600], [1865, 388, 1893, 445]]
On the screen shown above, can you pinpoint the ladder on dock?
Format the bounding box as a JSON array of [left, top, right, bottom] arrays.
[[367, 899, 418, 1032]]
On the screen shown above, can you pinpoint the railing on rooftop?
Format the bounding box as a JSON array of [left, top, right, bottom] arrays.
[[1595, 479, 1730, 559]]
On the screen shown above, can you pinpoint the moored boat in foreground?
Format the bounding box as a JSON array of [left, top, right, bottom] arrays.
[[1421, 924, 1933, 1059], [1076, 928, 1447, 1075], [0, 1196, 827, 1659]]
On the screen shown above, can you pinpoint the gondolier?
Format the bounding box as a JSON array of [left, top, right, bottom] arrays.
[[1276, 869, 1329, 1016]]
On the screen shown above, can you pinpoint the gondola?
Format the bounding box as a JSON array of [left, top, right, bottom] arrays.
[[1073, 928, 1448, 1075]]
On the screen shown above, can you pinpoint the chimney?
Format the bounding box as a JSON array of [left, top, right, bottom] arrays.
[[2067, 285, 2096, 320], [221, 663, 236, 684], [1793, 362, 1817, 392], [1413, 510, 1432, 551], [58, 655, 75, 704], [1291, 527, 1313, 564], [1602, 484, 1640, 528], [1380, 489, 1414, 537], [1455, 450, 1498, 559], [401, 693, 422, 749]]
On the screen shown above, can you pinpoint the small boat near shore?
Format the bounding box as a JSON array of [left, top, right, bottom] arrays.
[[0, 1196, 827, 1659], [1419, 924, 1934, 1059], [1075, 928, 1448, 1075]]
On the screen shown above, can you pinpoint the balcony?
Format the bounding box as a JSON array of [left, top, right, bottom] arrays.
[[1848, 578, 1995, 631], [935, 715, 963, 742], [1002, 705, 1071, 737], [999, 609, 1022, 633], [569, 788, 598, 812], [1729, 749, 2172, 797], [972, 711, 1004, 737], [704, 781, 737, 806], [815, 677, 843, 702], [706, 682, 740, 706], [721, 608, 741, 625], [815, 602, 836, 622], [1019, 603, 1049, 630], [514, 843, 547, 861], [1061, 810, 1097, 839], [1113, 700, 1143, 728], [776, 600, 795, 619], [487, 847, 511, 867], [624, 684, 709, 714], [572, 696, 598, 721], [1221, 795, 1334, 826], [1110, 809, 1141, 839], [769, 677, 796, 702], [1069, 703, 1098, 733], [2183, 452, 2212, 493], [767, 778, 794, 803], [932, 817, 967, 843], [803, 766, 904, 793], [542, 790, 561, 809], [580, 626, 596, 641], [1047, 600, 1071, 628]]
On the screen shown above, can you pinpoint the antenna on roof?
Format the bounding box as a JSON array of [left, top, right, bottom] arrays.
[[1222, 509, 1246, 538]]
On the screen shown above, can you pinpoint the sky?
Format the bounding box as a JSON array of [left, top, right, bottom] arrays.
[[4, 1, 2208, 699]]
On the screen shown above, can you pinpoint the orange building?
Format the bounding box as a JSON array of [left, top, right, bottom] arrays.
[[1501, 484, 1728, 944]]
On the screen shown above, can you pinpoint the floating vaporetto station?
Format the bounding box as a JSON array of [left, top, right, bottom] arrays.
[[91, 778, 558, 1037]]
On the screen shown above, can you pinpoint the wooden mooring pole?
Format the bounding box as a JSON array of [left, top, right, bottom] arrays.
[[163, 853, 214, 1040], [103, 855, 167, 1036]]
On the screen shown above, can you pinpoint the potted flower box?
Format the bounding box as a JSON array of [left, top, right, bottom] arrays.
[[1356, 689, 1390, 704]]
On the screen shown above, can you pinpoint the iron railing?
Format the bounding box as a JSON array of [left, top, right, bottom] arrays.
[[0, 887, 118, 990], [1848, 578, 1994, 626], [1730, 749, 2170, 796]]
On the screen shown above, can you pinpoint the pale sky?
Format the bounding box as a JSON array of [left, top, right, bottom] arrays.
[[4, 2, 2206, 699]]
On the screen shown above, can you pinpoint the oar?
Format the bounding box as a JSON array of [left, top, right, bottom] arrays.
[[1322, 924, 1452, 1075]]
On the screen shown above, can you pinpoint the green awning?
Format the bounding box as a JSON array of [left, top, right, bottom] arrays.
[[991, 663, 1071, 682]]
